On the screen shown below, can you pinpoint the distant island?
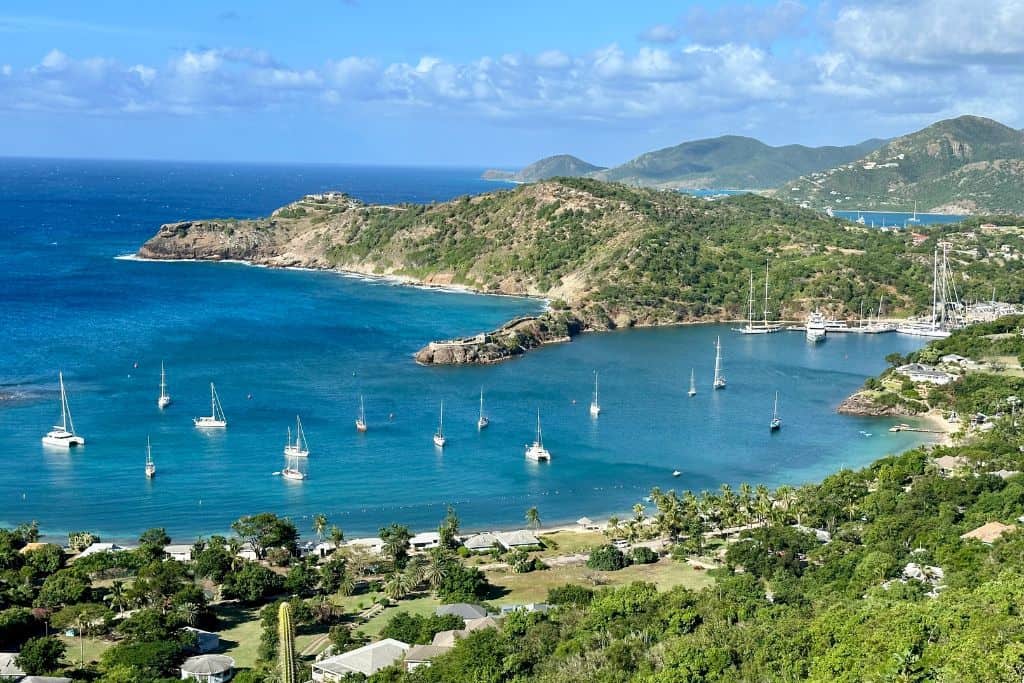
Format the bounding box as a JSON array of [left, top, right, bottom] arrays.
[[483, 154, 606, 183], [138, 178, 1022, 365]]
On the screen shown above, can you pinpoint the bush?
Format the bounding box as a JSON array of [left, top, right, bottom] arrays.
[[437, 563, 490, 603], [15, 636, 65, 675], [380, 611, 464, 644], [631, 546, 658, 565], [547, 584, 594, 606], [586, 545, 630, 571]]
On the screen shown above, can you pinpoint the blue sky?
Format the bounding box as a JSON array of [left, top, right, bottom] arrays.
[[1, 0, 1021, 166]]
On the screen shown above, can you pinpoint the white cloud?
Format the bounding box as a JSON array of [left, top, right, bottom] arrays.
[[639, 24, 680, 44]]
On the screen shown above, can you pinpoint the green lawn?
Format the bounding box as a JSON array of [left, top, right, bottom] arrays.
[[358, 594, 441, 638], [58, 634, 111, 668], [215, 604, 263, 670], [537, 530, 607, 557]]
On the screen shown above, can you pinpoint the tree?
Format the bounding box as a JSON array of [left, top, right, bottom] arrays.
[[420, 549, 451, 590], [103, 580, 131, 615], [278, 602, 297, 683], [231, 513, 299, 560], [51, 603, 112, 665], [525, 507, 541, 530], [439, 506, 461, 550], [222, 562, 285, 603], [587, 545, 630, 571], [67, 531, 98, 553], [329, 525, 345, 553], [437, 563, 489, 603], [15, 636, 65, 675], [21, 543, 64, 576], [36, 571, 90, 609], [383, 571, 414, 601], [137, 528, 171, 562], [100, 639, 181, 679], [379, 524, 413, 570], [312, 514, 328, 545]]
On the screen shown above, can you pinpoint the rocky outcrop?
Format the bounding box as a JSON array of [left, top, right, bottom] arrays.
[[837, 392, 918, 417], [414, 313, 584, 365]]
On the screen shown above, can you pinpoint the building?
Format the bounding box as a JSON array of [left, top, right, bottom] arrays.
[[346, 537, 384, 554], [960, 521, 1017, 544], [179, 654, 235, 682], [933, 455, 968, 477], [75, 542, 129, 559], [22, 677, 73, 683], [0, 653, 24, 680], [462, 532, 499, 553], [435, 603, 488, 620], [431, 616, 500, 647], [495, 530, 541, 550], [896, 363, 954, 385], [499, 603, 550, 615], [312, 639, 410, 681], [183, 627, 220, 653], [410, 532, 441, 550], [404, 644, 451, 671], [165, 544, 194, 563], [939, 354, 971, 366]]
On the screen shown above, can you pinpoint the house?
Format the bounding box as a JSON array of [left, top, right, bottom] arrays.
[[179, 654, 235, 682], [311, 639, 410, 681], [499, 603, 550, 615], [404, 644, 451, 671], [462, 533, 499, 553], [960, 521, 1017, 544], [431, 616, 500, 647], [792, 525, 832, 543], [435, 603, 488, 620], [902, 562, 944, 585], [165, 544, 194, 563], [933, 455, 968, 477], [495, 530, 541, 550], [896, 363, 954, 385], [23, 677, 74, 683], [410, 532, 440, 550], [0, 653, 24, 680], [183, 627, 220, 653], [75, 542, 128, 559], [346, 537, 384, 554], [939, 354, 971, 366], [911, 232, 928, 246], [993, 470, 1020, 480]]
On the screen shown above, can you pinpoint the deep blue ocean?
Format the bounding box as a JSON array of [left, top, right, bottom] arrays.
[[0, 159, 933, 542]]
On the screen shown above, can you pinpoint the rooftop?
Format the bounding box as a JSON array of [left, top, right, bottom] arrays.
[[435, 603, 488, 620], [961, 521, 1017, 544], [314, 639, 409, 677], [180, 654, 234, 675]]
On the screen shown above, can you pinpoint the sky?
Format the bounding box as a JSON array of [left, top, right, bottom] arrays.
[[1, 0, 1022, 166]]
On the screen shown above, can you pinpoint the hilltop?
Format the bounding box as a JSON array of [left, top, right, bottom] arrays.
[[592, 135, 884, 189], [137, 179, 1019, 363], [781, 115, 1024, 214], [482, 154, 605, 183]]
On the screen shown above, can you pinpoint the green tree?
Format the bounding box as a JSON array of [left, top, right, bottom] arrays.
[[379, 524, 413, 570], [439, 506, 461, 550], [312, 514, 328, 545], [525, 506, 541, 530], [221, 561, 284, 603], [137, 528, 171, 562], [231, 513, 299, 560], [36, 571, 90, 609], [15, 636, 66, 675]]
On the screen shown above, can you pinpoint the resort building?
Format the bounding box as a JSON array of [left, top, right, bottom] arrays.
[[960, 521, 1017, 545], [410, 531, 441, 550], [74, 542, 129, 559], [462, 532, 499, 553], [431, 616, 501, 647], [435, 603, 488, 620], [183, 626, 220, 653], [179, 654, 235, 682], [499, 603, 550, 615], [346, 537, 385, 554], [164, 544, 194, 562], [312, 639, 410, 681], [404, 644, 452, 671], [495, 530, 541, 550], [895, 363, 955, 385]]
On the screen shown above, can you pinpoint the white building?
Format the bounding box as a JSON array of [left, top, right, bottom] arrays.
[[312, 639, 410, 681], [896, 363, 955, 385], [180, 654, 234, 683]]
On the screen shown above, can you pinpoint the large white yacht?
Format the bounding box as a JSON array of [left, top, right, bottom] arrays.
[[805, 311, 827, 343], [42, 372, 85, 448]]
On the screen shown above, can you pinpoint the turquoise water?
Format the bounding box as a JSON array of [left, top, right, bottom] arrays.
[[0, 159, 931, 541], [834, 210, 966, 227]]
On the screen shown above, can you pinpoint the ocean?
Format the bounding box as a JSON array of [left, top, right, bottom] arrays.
[[0, 159, 933, 542]]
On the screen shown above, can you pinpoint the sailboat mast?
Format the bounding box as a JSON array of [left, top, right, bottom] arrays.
[[536, 409, 543, 445], [763, 259, 770, 327], [714, 337, 722, 382], [931, 248, 939, 329], [594, 371, 599, 404], [747, 271, 755, 327]]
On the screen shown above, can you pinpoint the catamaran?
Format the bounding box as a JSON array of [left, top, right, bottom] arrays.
[[356, 395, 368, 433], [806, 310, 827, 343], [770, 392, 781, 431], [284, 416, 309, 458], [477, 389, 489, 430], [193, 382, 227, 428], [735, 260, 781, 334], [525, 409, 551, 461], [42, 372, 85, 447], [145, 437, 156, 478], [433, 401, 446, 448], [589, 371, 601, 417], [157, 362, 172, 409], [897, 244, 962, 338], [713, 336, 727, 389], [688, 368, 697, 397]]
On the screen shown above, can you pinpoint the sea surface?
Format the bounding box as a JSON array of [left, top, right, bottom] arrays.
[[834, 210, 966, 227], [0, 159, 933, 542]]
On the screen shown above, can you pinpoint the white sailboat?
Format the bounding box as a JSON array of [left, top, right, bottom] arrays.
[[897, 245, 961, 338], [770, 392, 781, 431], [42, 372, 85, 447], [157, 362, 172, 409], [908, 201, 920, 223], [281, 449, 305, 481], [862, 295, 896, 333], [145, 437, 156, 478], [284, 416, 309, 458], [433, 401, 446, 448], [735, 261, 781, 334], [525, 409, 551, 461], [688, 368, 697, 397], [193, 382, 227, 428], [477, 389, 489, 430], [355, 395, 368, 433], [589, 371, 601, 417], [805, 310, 827, 343], [713, 337, 727, 389]]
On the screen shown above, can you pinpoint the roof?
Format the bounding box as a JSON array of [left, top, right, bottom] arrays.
[[934, 455, 968, 471], [180, 654, 234, 675], [0, 653, 24, 677], [410, 531, 440, 545], [164, 544, 194, 554], [961, 521, 1017, 544], [436, 603, 488, 620], [577, 517, 594, 526], [314, 639, 409, 677], [76, 542, 127, 558], [22, 678, 73, 683], [465, 616, 501, 631], [19, 542, 52, 554], [405, 644, 451, 662], [431, 630, 463, 647], [495, 530, 540, 548], [462, 533, 499, 550]]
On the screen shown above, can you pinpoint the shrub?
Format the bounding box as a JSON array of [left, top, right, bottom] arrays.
[[586, 545, 630, 571], [547, 584, 594, 606], [631, 546, 658, 565]]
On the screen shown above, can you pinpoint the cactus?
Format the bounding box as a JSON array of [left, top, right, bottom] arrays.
[[278, 602, 296, 683]]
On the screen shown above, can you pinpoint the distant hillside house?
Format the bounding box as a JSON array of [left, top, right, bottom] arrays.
[[462, 532, 499, 553], [896, 363, 954, 385], [961, 521, 1017, 544], [495, 530, 541, 550], [933, 455, 968, 477], [312, 639, 410, 681]]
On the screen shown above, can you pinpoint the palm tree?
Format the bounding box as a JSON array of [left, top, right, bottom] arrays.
[[383, 571, 413, 600], [604, 516, 621, 539], [420, 550, 450, 590], [329, 525, 345, 553], [312, 514, 328, 545], [104, 580, 129, 615], [177, 601, 200, 627], [525, 507, 541, 530]]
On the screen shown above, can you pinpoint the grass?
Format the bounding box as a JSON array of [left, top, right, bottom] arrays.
[[537, 530, 607, 557], [359, 594, 441, 638], [58, 634, 111, 668], [215, 604, 263, 670]]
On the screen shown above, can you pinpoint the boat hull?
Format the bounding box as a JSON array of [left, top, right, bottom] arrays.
[[194, 418, 227, 428], [896, 326, 952, 338], [433, 435, 446, 448], [355, 421, 368, 432], [477, 417, 489, 430], [525, 444, 550, 461], [42, 432, 85, 448], [281, 468, 305, 481], [589, 404, 600, 417], [158, 396, 172, 409]]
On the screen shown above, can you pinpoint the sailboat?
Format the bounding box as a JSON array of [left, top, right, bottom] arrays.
[[897, 245, 961, 338], [42, 372, 85, 447], [688, 369, 697, 397], [281, 449, 306, 481], [908, 201, 920, 223], [589, 371, 601, 417], [525, 409, 551, 461], [193, 382, 227, 428], [713, 337, 727, 389], [284, 416, 309, 458], [770, 392, 781, 431], [433, 401, 446, 448], [735, 260, 781, 334], [157, 362, 172, 409], [355, 395, 368, 433], [477, 389, 489, 430], [145, 437, 156, 478]]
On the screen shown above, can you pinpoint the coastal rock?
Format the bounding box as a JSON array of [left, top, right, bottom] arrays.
[[415, 313, 583, 366], [837, 392, 917, 417]]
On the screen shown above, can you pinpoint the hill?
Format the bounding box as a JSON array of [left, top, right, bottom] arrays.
[[781, 115, 1024, 214], [591, 135, 885, 189], [482, 154, 605, 183], [137, 179, 1019, 363]]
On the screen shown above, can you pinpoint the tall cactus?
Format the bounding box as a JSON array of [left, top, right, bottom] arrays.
[[278, 602, 297, 683]]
